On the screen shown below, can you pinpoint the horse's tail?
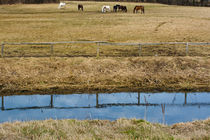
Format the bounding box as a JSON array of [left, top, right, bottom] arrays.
[[142, 6, 145, 14], [133, 6, 136, 13]]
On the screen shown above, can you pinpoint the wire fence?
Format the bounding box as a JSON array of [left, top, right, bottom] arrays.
[[1, 41, 210, 57]]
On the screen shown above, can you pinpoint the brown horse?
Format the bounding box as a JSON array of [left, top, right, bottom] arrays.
[[133, 5, 144, 14]]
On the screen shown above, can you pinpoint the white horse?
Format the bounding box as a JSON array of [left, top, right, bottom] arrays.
[[58, 2, 66, 9], [102, 5, 111, 13]]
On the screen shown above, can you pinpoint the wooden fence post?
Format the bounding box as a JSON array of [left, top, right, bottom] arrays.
[[96, 43, 100, 57], [1, 43, 4, 58], [184, 93, 187, 104], [50, 45, 54, 56], [1, 96, 4, 110], [138, 44, 142, 56], [138, 92, 140, 105], [186, 42, 189, 56], [50, 95, 53, 108], [96, 93, 99, 108]]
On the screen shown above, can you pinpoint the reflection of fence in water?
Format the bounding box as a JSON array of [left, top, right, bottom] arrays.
[[1, 93, 209, 110], [1, 93, 210, 122], [1, 41, 210, 57]]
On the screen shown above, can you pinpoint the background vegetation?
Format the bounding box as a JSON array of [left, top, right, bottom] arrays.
[[0, 0, 59, 4], [0, 0, 209, 6]]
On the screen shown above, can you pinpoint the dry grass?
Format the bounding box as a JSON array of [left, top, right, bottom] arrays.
[[0, 118, 209, 140], [0, 2, 210, 57], [171, 119, 210, 139], [0, 57, 209, 94], [0, 2, 210, 43]]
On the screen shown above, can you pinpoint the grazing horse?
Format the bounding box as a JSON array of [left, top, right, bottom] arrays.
[[113, 4, 121, 12], [119, 5, 127, 12], [78, 4, 83, 11], [102, 5, 111, 13], [58, 2, 66, 9], [133, 5, 145, 14]]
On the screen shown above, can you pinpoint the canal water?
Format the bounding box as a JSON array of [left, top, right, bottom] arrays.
[[0, 92, 210, 125]]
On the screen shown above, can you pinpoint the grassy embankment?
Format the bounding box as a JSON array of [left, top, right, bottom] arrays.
[[0, 118, 210, 140], [0, 57, 210, 95], [0, 2, 210, 94]]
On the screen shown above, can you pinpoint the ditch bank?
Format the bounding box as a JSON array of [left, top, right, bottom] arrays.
[[0, 56, 209, 95], [0, 118, 209, 140]]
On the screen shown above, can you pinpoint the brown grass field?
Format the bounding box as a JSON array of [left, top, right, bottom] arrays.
[[0, 2, 210, 57], [0, 1, 210, 43], [0, 118, 210, 140]]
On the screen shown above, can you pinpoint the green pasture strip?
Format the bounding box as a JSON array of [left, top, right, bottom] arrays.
[[0, 118, 209, 140]]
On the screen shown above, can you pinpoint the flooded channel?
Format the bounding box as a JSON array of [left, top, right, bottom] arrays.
[[0, 92, 210, 125]]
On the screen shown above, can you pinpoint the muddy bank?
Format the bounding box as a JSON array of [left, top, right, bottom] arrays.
[[0, 57, 209, 95]]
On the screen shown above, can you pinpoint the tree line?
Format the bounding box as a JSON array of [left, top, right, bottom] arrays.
[[0, 0, 209, 7], [0, 0, 59, 4]]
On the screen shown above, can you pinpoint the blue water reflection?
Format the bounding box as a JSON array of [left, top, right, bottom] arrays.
[[0, 92, 210, 125]]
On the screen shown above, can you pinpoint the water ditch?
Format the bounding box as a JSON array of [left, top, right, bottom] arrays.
[[0, 92, 210, 125]]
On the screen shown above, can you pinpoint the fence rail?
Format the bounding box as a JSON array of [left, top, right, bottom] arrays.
[[2, 41, 210, 46], [1, 41, 210, 57]]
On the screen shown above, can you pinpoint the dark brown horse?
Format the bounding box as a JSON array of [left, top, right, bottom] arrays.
[[78, 4, 83, 11], [113, 4, 120, 12], [133, 5, 144, 14], [119, 5, 127, 12]]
